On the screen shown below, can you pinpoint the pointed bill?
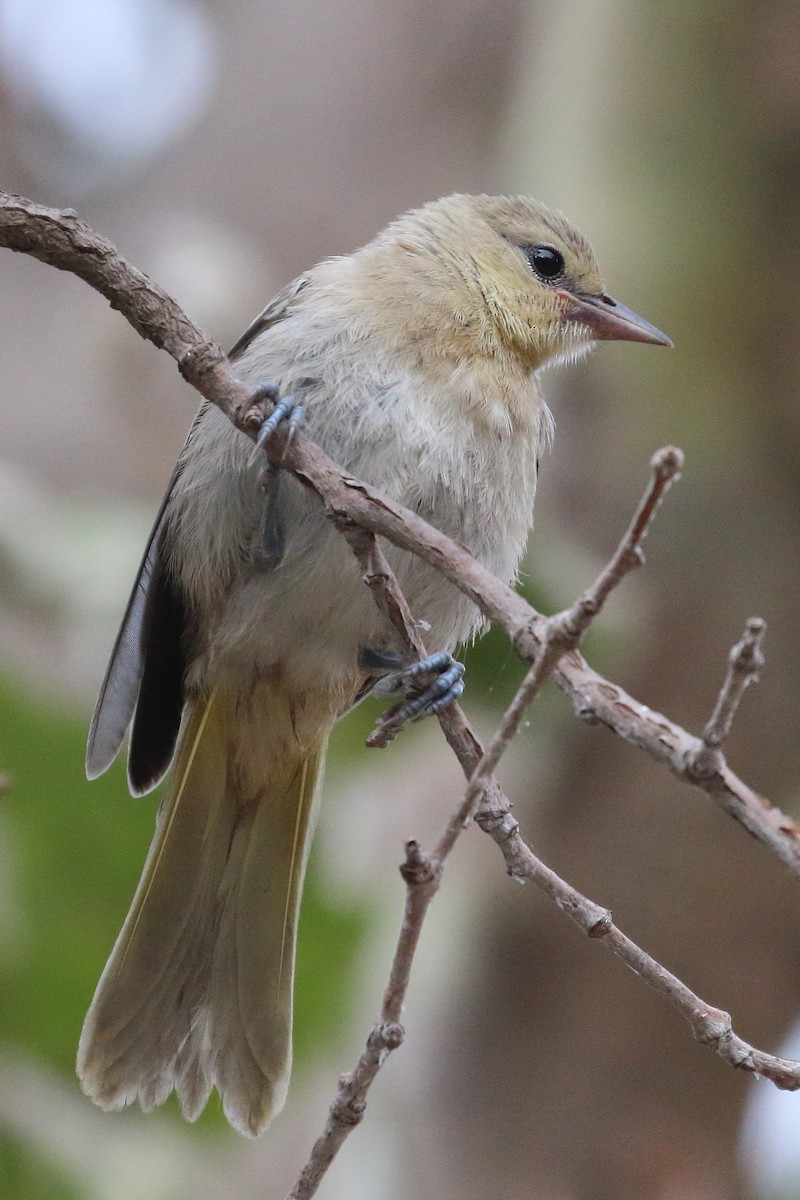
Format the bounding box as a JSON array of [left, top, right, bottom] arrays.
[[557, 289, 673, 347]]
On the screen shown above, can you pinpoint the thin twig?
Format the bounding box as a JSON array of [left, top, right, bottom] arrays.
[[453, 446, 685, 852], [557, 445, 684, 639], [685, 617, 767, 781], [286, 840, 438, 1200], [340, 531, 429, 748], [474, 789, 800, 1090], [703, 617, 767, 749], [341, 529, 427, 661], [283, 533, 515, 1196], [448, 632, 568, 859]]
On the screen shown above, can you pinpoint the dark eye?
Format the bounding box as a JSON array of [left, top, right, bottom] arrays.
[[524, 245, 565, 282]]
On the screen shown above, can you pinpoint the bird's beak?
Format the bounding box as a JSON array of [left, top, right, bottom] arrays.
[[557, 289, 673, 347]]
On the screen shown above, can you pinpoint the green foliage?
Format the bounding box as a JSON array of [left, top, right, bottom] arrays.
[[0, 675, 123, 1069], [0, 673, 367, 1157], [0, 1133, 83, 1200]]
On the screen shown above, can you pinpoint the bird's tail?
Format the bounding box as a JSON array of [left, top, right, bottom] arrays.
[[77, 681, 330, 1137]]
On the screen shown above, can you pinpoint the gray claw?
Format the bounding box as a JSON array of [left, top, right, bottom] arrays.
[[254, 395, 296, 452], [248, 387, 305, 464], [282, 402, 305, 456], [375, 652, 465, 727]]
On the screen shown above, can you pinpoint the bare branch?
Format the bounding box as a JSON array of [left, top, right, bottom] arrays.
[[703, 617, 767, 749], [283, 530, 517, 1193], [286, 840, 438, 1200], [286, 459, 692, 1194], [474, 788, 800, 1089], [684, 617, 768, 782], [452, 445, 684, 856], [554, 645, 800, 873], [558, 445, 684, 641], [4, 192, 800, 1194], [360, 539, 428, 661], [466, 446, 686, 806]]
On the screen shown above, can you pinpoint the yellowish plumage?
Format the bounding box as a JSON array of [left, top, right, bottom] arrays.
[[79, 682, 330, 1135]]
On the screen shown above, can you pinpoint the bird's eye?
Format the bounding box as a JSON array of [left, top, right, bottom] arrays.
[[524, 245, 565, 282]]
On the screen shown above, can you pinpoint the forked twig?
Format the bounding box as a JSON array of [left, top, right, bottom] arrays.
[[474, 793, 800, 1090], [285, 451, 692, 1197]]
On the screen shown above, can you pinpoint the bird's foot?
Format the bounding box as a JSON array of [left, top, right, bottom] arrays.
[[368, 651, 465, 746], [248, 381, 305, 464]]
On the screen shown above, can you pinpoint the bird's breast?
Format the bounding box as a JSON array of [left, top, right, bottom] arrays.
[[173, 334, 545, 693]]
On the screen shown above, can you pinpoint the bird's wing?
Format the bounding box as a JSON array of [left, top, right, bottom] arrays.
[[85, 467, 187, 793], [226, 273, 310, 362], [87, 273, 309, 792]]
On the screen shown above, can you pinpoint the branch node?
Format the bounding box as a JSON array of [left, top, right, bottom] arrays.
[[685, 742, 725, 782], [474, 807, 520, 844], [692, 1008, 732, 1048], [379, 1021, 405, 1051], [548, 608, 585, 649], [588, 910, 614, 939], [177, 342, 225, 387], [363, 565, 389, 591], [330, 1093, 366, 1127], [651, 444, 685, 480], [511, 617, 546, 663], [399, 839, 436, 886]]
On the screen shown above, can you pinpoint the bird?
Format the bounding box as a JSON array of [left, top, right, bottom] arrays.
[[77, 193, 671, 1137]]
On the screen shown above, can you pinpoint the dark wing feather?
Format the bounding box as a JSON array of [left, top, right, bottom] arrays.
[[226, 274, 309, 361], [85, 473, 182, 783], [127, 552, 188, 796]]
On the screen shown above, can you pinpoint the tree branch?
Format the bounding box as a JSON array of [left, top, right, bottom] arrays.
[[2, 191, 794, 875], [286, 838, 437, 1200], [283, 456, 786, 1198], [3, 192, 800, 1196], [473, 785, 800, 1092]]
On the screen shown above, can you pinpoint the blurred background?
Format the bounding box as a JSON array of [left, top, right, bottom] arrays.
[[2, 1, 800, 1197]]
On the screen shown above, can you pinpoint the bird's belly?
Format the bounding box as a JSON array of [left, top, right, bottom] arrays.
[[180, 401, 539, 701], [206, 468, 533, 705]]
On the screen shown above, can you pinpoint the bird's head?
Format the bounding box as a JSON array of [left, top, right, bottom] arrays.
[[375, 194, 672, 372]]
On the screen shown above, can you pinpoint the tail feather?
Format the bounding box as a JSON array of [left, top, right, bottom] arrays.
[[77, 683, 329, 1136]]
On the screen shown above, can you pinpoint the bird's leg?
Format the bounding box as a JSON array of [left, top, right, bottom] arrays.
[[364, 648, 466, 731], [248, 382, 305, 569], [256, 460, 284, 569]]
